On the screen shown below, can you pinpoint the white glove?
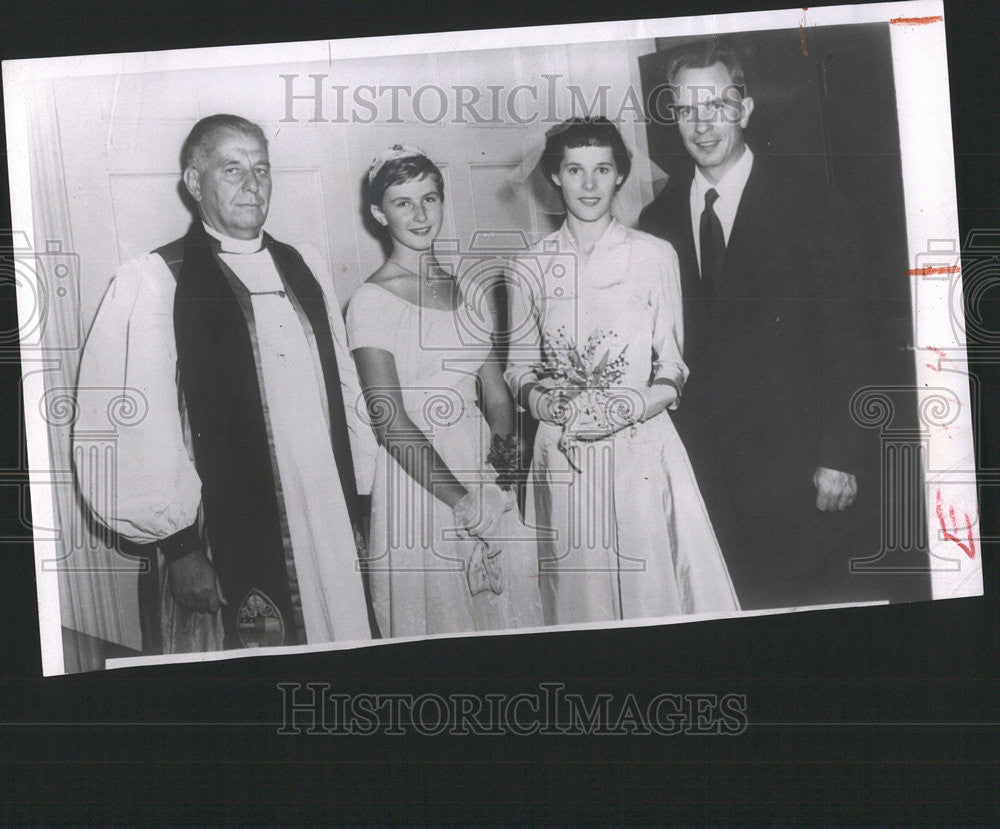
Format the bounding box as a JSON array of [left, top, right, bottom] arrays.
[[453, 483, 512, 539]]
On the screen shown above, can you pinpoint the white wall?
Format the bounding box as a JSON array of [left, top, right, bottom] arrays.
[[32, 37, 657, 649]]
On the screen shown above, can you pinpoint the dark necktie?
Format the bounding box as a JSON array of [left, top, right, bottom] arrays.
[[699, 188, 725, 294]]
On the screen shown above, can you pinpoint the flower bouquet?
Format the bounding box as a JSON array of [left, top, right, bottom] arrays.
[[485, 433, 521, 494], [534, 326, 632, 471]]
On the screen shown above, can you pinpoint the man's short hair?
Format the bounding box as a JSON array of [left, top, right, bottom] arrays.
[[665, 39, 748, 97], [180, 114, 268, 172]]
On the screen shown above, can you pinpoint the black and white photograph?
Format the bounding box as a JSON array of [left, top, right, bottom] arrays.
[[4, 0, 1000, 824], [3, 0, 978, 675]]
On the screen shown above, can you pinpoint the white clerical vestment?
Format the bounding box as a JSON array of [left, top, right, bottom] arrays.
[[74, 224, 376, 646]]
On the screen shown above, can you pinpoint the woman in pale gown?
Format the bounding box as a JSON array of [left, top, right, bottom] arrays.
[[346, 145, 543, 637], [505, 118, 740, 625]]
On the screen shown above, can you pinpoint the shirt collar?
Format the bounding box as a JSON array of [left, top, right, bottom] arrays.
[[692, 145, 754, 206], [202, 221, 265, 254], [557, 216, 628, 254]]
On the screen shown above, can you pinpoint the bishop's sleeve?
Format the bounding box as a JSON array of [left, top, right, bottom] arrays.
[[646, 238, 689, 407], [72, 254, 203, 556], [503, 256, 543, 406], [300, 245, 378, 496]]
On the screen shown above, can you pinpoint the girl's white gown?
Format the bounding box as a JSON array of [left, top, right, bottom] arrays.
[[505, 219, 740, 625], [347, 282, 543, 637]]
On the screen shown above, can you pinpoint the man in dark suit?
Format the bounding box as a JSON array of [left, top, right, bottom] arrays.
[[638, 41, 881, 610]]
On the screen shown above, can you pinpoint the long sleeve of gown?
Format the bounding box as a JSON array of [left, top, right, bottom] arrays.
[[503, 259, 543, 404], [299, 246, 379, 496], [646, 238, 689, 405], [73, 254, 203, 556]]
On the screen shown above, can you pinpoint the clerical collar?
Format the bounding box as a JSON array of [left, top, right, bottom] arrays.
[[202, 222, 264, 254]]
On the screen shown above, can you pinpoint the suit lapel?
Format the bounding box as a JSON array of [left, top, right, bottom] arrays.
[[659, 171, 701, 300], [717, 157, 774, 294]]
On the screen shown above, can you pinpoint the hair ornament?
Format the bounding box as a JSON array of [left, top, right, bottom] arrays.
[[368, 144, 429, 183]]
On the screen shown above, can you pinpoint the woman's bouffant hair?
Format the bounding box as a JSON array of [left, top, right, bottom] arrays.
[[367, 154, 445, 208], [540, 116, 632, 186]]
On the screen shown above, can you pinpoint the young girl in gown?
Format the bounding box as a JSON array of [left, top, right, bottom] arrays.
[[346, 145, 543, 637], [505, 118, 740, 624]]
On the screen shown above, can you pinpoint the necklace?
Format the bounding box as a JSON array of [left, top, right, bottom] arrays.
[[387, 256, 436, 285], [386, 256, 466, 310]]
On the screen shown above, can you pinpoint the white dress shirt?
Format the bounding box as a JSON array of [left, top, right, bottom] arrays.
[[689, 146, 755, 277]]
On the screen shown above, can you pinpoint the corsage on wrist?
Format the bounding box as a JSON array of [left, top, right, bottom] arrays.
[[486, 433, 521, 492]]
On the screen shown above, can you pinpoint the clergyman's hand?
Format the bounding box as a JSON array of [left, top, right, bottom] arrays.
[[167, 550, 226, 613], [813, 466, 858, 512]]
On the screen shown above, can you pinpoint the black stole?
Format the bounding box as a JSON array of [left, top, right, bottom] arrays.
[[160, 223, 363, 647]]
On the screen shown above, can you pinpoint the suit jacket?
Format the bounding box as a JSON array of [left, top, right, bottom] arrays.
[[638, 155, 874, 516]]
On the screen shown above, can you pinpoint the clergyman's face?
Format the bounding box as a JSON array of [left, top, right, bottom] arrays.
[[673, 62, 754, 184], [184, 130, 271, 240]]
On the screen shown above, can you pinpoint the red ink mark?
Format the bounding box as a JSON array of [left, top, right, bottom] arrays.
[[799, 9, 809, 55], [274, 128, 281, 139], [926, 347, 948, 371], [935, 489, 976, 559], [909, 265, 961, 276], [890, 15, 944, 25]]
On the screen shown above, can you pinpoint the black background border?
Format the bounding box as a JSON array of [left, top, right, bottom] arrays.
[[2, 0, 997, 823]]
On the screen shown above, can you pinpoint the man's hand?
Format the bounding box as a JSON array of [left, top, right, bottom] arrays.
[[167, 550, 226, 613], [813, 466, 858, 512]]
